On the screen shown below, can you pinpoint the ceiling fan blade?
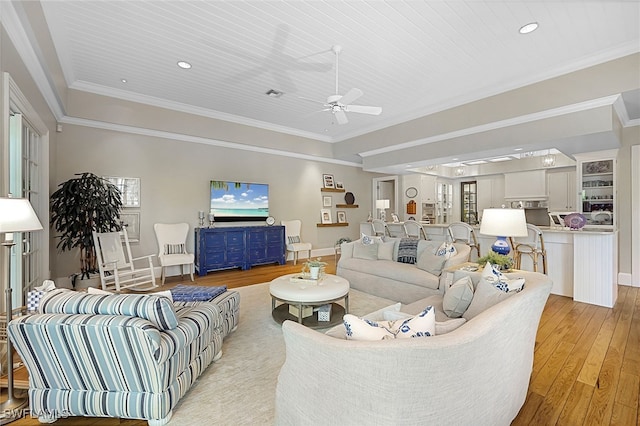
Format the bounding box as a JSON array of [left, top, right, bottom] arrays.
[[334, 110, 349, 125], [346, 105, 382, 115], [339, 88, 363, 106]]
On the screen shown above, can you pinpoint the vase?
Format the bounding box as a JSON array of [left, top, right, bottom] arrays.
[[309, 266, 320, 280]]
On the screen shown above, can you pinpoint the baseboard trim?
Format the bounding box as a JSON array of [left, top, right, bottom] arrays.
[[618, 272, 637, 287]]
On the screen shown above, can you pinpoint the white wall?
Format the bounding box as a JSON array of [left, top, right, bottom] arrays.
[[52, 124, 379, 278]]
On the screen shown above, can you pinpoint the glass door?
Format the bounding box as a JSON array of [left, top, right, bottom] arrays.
[[460, 181, 477, 224]]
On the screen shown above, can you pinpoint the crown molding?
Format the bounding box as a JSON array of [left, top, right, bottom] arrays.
[[58, 115, 362, 168]]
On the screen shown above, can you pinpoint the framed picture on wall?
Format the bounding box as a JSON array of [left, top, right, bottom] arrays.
[[323, 174, 335, 189], [335, 181, 344, 190], [105, 176, 141, 208], [337, 211, 347, 223], [120, 212, 140, 242], [320, 208, 332, 224], [323, 196, 332, 207]]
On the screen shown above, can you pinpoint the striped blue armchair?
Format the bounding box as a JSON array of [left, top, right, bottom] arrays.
[[8, 289, 225, 426]]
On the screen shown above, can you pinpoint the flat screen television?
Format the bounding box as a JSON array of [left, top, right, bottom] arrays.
[[210, 180, 269, 222]]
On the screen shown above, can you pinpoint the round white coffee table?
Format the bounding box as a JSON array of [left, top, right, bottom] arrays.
[[270, 273, 349, 328]]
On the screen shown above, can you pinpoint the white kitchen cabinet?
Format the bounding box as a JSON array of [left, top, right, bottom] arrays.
[[477, 175, 505, 220], [420, 175, 437, 203], [576, 151, 616, 229], [504, 170, 546, 199], [547, 170, 576, 211]]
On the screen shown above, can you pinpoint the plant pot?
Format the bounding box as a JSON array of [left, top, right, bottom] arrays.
[[309, 266, 320, 280]]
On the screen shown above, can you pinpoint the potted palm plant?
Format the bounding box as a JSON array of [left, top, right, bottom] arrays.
[[50, 172, 123, 284]]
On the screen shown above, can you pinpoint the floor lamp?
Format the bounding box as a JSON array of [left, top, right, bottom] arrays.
[[0, 197, 43, 423]]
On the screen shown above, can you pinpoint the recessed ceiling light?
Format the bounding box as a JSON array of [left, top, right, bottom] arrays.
[[265, 89, 284, 98], [519, 22, 539, 34], [513, 148, 523, 151], [121, 79, 127, 83], [177, 61, 192, 69]]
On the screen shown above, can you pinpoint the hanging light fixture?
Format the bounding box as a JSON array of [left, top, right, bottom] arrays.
[[454, 166, 465, 176], [542, 150, 556, 167]]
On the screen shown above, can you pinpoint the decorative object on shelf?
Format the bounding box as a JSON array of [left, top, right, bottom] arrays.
[[320, 208, 332, 224], [479, 208, 527, 255], [208, 212, 215, 228], [335, 236, 352, 247], [323, 174, 335, 188], [367, 212, 373, 222], [376, 199, 389, 221], [391, 213, 400, 223], [405, 187, 418, 198], [302, 258, 327, 280], [323, 196, 332, 207], [337, 211, 347, 223], [0, 196, 43, 420], [335, 182, 344, 190], [584, 160, 613, 174], [344, 191, 355, 205], [564, 212, 587, 230], [407, 200, 417, 214], [476, 252, 514, 271], [198, 211, 205, 227], [266, 216, 275, 226]]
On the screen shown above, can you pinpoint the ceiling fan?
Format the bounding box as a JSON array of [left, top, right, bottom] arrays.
[[302, 45, 382, 125]]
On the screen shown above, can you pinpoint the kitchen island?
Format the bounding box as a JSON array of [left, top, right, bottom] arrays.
[[360, 222, 618, 307]]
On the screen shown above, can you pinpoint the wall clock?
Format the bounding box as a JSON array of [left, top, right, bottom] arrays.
[[266, 216, 275, 226], [405, 187, 418, 198]]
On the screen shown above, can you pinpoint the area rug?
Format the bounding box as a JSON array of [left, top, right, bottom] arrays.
[[168, 282, 396, 425]]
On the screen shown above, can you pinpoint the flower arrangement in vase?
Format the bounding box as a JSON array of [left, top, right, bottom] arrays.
[[302, 258, 327, 280]]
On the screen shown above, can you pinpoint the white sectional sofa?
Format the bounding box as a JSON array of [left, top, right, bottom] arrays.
[[275, 269, 553, 425], [336, 237, 471, 303]]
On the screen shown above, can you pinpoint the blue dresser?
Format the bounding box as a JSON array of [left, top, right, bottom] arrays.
[[195, 226, 285, 276]]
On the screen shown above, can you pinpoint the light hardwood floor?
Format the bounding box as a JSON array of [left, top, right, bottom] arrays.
[[3, 259, 638, 425]]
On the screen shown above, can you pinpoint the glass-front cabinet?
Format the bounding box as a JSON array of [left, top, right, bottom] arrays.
[[578, 156, 616, 229], [436, 182, 453, 224], [460, 181, 478, 224]]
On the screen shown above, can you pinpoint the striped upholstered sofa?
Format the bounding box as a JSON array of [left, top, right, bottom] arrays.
[[8, 289, 237, 425]]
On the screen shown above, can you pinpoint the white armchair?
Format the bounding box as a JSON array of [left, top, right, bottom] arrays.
[[281, 219, 312, 265], [154, 222, 195, 284]]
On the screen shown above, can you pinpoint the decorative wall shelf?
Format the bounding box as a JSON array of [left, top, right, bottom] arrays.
[[320, 188, 345, 193], [316, 223, 349, 227], [335, 204, 358, 208]]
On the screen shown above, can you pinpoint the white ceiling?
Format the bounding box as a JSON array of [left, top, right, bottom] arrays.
[[32, 0, 639, 146]]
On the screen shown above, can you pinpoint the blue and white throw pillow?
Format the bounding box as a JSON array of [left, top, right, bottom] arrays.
[[343, 306, 436, 340], [287, 235, 301, 244], [436, 241, 458, 257], [481, 262, 525, 293]]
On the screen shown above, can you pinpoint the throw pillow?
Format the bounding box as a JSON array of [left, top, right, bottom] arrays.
[[361, 233, 379, 245], [88, 286, 174, 302], [382, 311, 467, 335], [442, 275, 474, 318], [343, 314, 395, 340], [164, 243, 185, 254], [462, 278, 513, 321], [481, 262, 526, 293], [324, 303, 401, 339], [377, 240, 396, 260], [390, 306, 436, 338], [352, 242, 379, 260], [416, 249, 447, 276], [287, 235, 301, 244], [436, 241, 458, 257], [342, 306, 436, 340]]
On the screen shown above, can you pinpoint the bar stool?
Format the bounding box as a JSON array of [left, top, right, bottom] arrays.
[[509, 224, 548, 274], [447, 222, 481, 258]]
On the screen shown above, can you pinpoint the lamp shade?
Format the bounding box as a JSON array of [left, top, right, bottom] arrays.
[[0, 197, 43, 233], [375, 199, 390, 209], [479, 208, 527, 237]]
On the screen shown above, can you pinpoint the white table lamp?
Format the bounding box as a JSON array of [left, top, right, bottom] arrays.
[[0, 197, 43, 421], [376, 199, 390, 221], [479, 208, 527, 255]]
